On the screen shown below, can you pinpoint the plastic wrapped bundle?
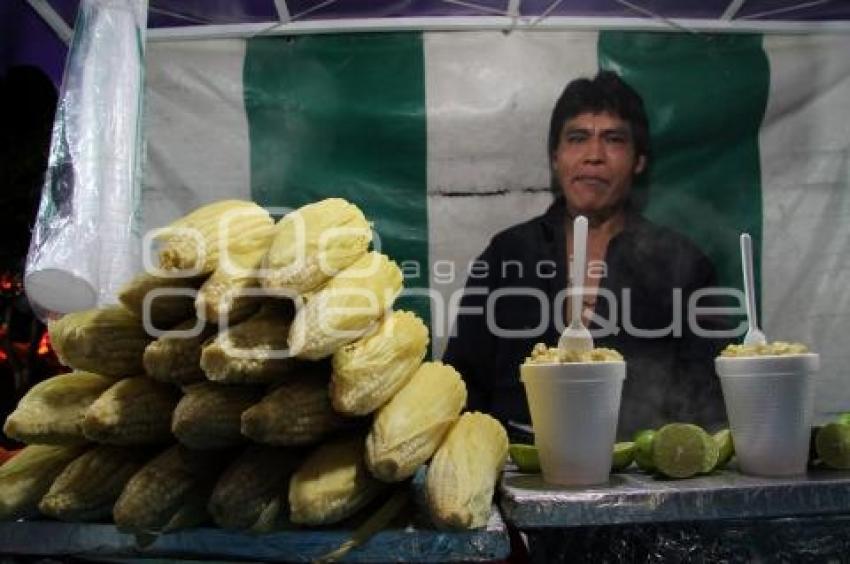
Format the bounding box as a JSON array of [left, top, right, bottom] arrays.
[[24, 0, 148, 315]]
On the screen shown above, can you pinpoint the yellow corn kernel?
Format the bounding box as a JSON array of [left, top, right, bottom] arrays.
[[172, 382, 264, 450], [82, 377, 180, 445], [289, 435, 385, 526], [3, 371, 117, 445], [113, 444, 225, 534], [287, 252, 403, 360], [48, 305, 151, 377], [195, 247, 266, 325], [241, 370, 346, 446], [331, 310, 428, 416], [366, 361, 467, 482], [143, 320, 216, 386], [118, 271, 205, 329], [157, 199, 274, 275], [199, 302, 297, 385], [0, 444, 85, 521], [262, 198, 372, 295], [39, 445, 150, 522], [208, 445, 301, 532], [426, 412, 508, 529]]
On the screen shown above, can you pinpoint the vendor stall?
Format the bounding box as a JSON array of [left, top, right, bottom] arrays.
[[4, 1, 850, 563]]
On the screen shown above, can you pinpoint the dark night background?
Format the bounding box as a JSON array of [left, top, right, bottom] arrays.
[[0, 1, 67, 449]]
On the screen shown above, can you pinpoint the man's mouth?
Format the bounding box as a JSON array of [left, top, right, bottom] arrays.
[[572, 175, 610, 188]]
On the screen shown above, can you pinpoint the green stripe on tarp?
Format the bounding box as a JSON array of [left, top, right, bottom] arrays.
[[243, 34, 430, 328], [599, 32, 769, 302]]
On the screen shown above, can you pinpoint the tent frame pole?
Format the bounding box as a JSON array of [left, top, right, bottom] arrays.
[[26, 0, 73, 45], [143, 15, 850, 41], [722, 0, 748, 20]]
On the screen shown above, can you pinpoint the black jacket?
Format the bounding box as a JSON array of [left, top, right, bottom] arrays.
[[442, 197, 730, 440]]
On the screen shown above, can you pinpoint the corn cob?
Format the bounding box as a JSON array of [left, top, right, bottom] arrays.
[[195, 246, 266, 325], [208, 445, 301, 532], [0, 444, 85, 521], [366, 361, 467, 482], [113, 444, 226, 534], [82, 377, 180, 445], [288, 252, 403, 360], [3, 371, 117, 445], [262, 198, 372, 295], [39, 445, 151, 522], [172, 382, 264, 450], [331, 310, 429, 416], [157, 199, 275, 275], [142, 320, 215, 386], [200, 302, 297, 385], [48, 305, 151, 377], [426, 412, 508, 529], [118, 271, 206, 329], [241, 371, 346, 446], [289, 435, 385, 526]]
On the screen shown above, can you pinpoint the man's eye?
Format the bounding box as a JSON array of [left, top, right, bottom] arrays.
[[606, 134, 627, 144], [565, 133, 587, 143]]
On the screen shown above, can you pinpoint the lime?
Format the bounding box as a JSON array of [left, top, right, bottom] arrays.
[[611, 441, 635, 472], [712, 429, 735, 471], [633, 429, 656, 473], [652, 423, 718, 479], [509, 443, 541, 473], [836, 412, 850, 426], [815, 422, 850, 470]]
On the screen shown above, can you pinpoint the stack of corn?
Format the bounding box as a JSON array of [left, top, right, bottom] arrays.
[[0, 197, 508, 538]]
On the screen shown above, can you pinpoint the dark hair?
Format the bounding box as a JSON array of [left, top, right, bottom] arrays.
[[547, 70, 650, 165]]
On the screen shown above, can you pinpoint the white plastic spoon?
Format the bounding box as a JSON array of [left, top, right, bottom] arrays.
[[558, 215, 593, 352], [740, 233, 767, 346]]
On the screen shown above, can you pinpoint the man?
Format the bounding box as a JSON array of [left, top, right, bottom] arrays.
[[442, 70, 730, 440]]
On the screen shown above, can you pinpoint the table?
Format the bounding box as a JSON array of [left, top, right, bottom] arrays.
[[500, 467, 850, 562], [0, 507, 509, 563]]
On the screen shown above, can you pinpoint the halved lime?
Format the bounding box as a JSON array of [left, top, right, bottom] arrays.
[[815, 422, 850, 470], [633, 429, 656, 473], [712, 429, 735, 471], [652, 423, 718, 479], [611, 441, 635, 472], [509, 443, 541, 473]]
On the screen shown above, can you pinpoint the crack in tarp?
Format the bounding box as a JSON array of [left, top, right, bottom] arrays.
[[431, 187, 551, 197]]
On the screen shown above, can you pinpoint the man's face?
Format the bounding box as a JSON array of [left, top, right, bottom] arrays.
[[552, 111, 646, 217]]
